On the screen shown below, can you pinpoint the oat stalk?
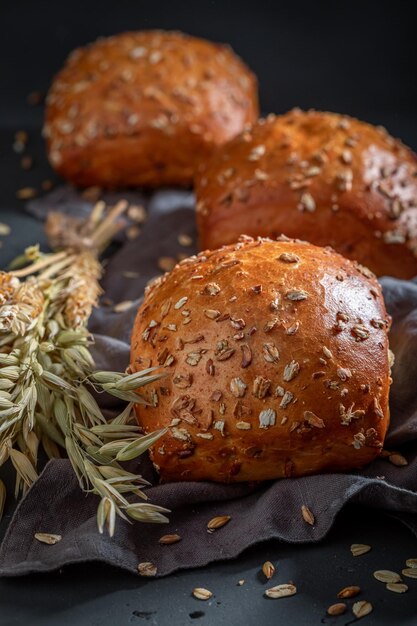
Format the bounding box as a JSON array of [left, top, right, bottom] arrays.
[[0, 202, 169, 534]]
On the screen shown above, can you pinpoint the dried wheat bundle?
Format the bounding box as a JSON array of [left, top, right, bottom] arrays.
[[0, 202, 168, 535]]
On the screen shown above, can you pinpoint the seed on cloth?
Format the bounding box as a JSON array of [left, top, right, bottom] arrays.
[[159, 534, 181, 545], [373, 570, 401, 583], [192, 588, 212, 600], [262, 561, 275, 580], [386, 583, 408, 593], [352, 601, 373, 619], [350, 543, 371, 556], [301, 505, 315, 525], [138, 562, 157, 577], [264, 583, 297, 599], [388, 453, 408, 466], [337, 585, 361, 598], [207, 515, 231, 532], [34, 533, 62, 545], [327, 603, 346, 616]]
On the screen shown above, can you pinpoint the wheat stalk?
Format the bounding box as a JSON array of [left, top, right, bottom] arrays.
[[0, 202, 169, 535]]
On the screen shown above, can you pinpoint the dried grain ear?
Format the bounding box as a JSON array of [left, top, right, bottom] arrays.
[[0, 201, 169, 537]]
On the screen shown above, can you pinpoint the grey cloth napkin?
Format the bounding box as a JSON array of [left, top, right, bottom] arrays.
[[1, 188, 417, 577]]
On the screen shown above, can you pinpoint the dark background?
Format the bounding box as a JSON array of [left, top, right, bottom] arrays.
[[1, 2, 417, 625], [1, 0, 417, 144]]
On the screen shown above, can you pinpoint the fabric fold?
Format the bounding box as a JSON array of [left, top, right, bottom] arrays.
[[0, 187, 416, 577]]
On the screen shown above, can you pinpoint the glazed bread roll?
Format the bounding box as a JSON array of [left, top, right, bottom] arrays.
[[130, 236, 391, 483], [44, 30, 258, 188], [195, 109, 417, 278]]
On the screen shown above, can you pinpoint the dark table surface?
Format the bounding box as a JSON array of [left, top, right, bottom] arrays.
[[1, 2, 417, 625]]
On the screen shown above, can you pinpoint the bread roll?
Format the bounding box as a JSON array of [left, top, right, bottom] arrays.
[[130, 236, 391, 483], [195, 109, 417, 278], [44, 30, 258, 188]]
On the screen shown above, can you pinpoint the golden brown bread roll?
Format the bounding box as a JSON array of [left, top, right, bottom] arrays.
[[130, 236, 392, 483], [195, 109, 417, 278], [44, 30, 258, 188]]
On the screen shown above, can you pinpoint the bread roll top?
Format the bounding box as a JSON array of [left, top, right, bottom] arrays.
[[131, 236, 391, 483], [44, 30, 258, 187], [195, 109, 417, 278]]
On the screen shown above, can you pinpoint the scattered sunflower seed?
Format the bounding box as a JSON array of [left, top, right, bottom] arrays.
[[388, 453, 408, 466], [174, 296, 188, 310], [350, 543, 371, 557], [299, 192, 316, 212], [337, 585, 361, 599], [203, 282, 220, 296], [264, 583, 297, 599], [204, 309, 221, 320], [278, 252, 300, 263], [301, 505, 315, 525], [230, 377, 247, 398], [159, 534, 181, 545], [128, 205, 147, 223], [263, 342, 280, 363], [280, 391, 293, 409], [127, 225, 140, 239], [158, 257, 176, 272], [352, 600, 373, 619], [21, 155, 33, 170], [207, 515, 231, 531], [259, 408, 276, 429], [34, 532, 62, 545], [322, 346, 333, 359], [283, 360, 300, 382], [27, 90, 44, 105], [285, 289, 308, 301], [327, 603, 346, 616], [113, 300, 134, 313], [262, 561, 275, 579], [304, 411, 325, 428], [373, 570, 401, 583], [42, 179, 54, 191], [138, 562, 157, 577], [192, 588, 213, 600], [0, 223, 11, 236], [237, 579, 245, 586], [386, 583, 408, 593], [402, 568, 417, 579], [16, 187, 37, 200], [241, 343, 252, 368], [352, 324, 369, 341], [178, 233, 193, 247]]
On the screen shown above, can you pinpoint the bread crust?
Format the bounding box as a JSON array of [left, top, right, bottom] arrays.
[[130, 236, 391, 483], [44, 30, 258, 188], [195, 109, 417, 278]]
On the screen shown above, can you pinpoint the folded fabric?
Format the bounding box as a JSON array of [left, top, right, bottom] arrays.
[[1, 188, 416, 577]]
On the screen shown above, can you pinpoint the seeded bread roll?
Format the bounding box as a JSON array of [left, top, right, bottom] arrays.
[[130, 236, 392, 483], [195, 109, 417, 278], [44, 30, 258, 188]]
